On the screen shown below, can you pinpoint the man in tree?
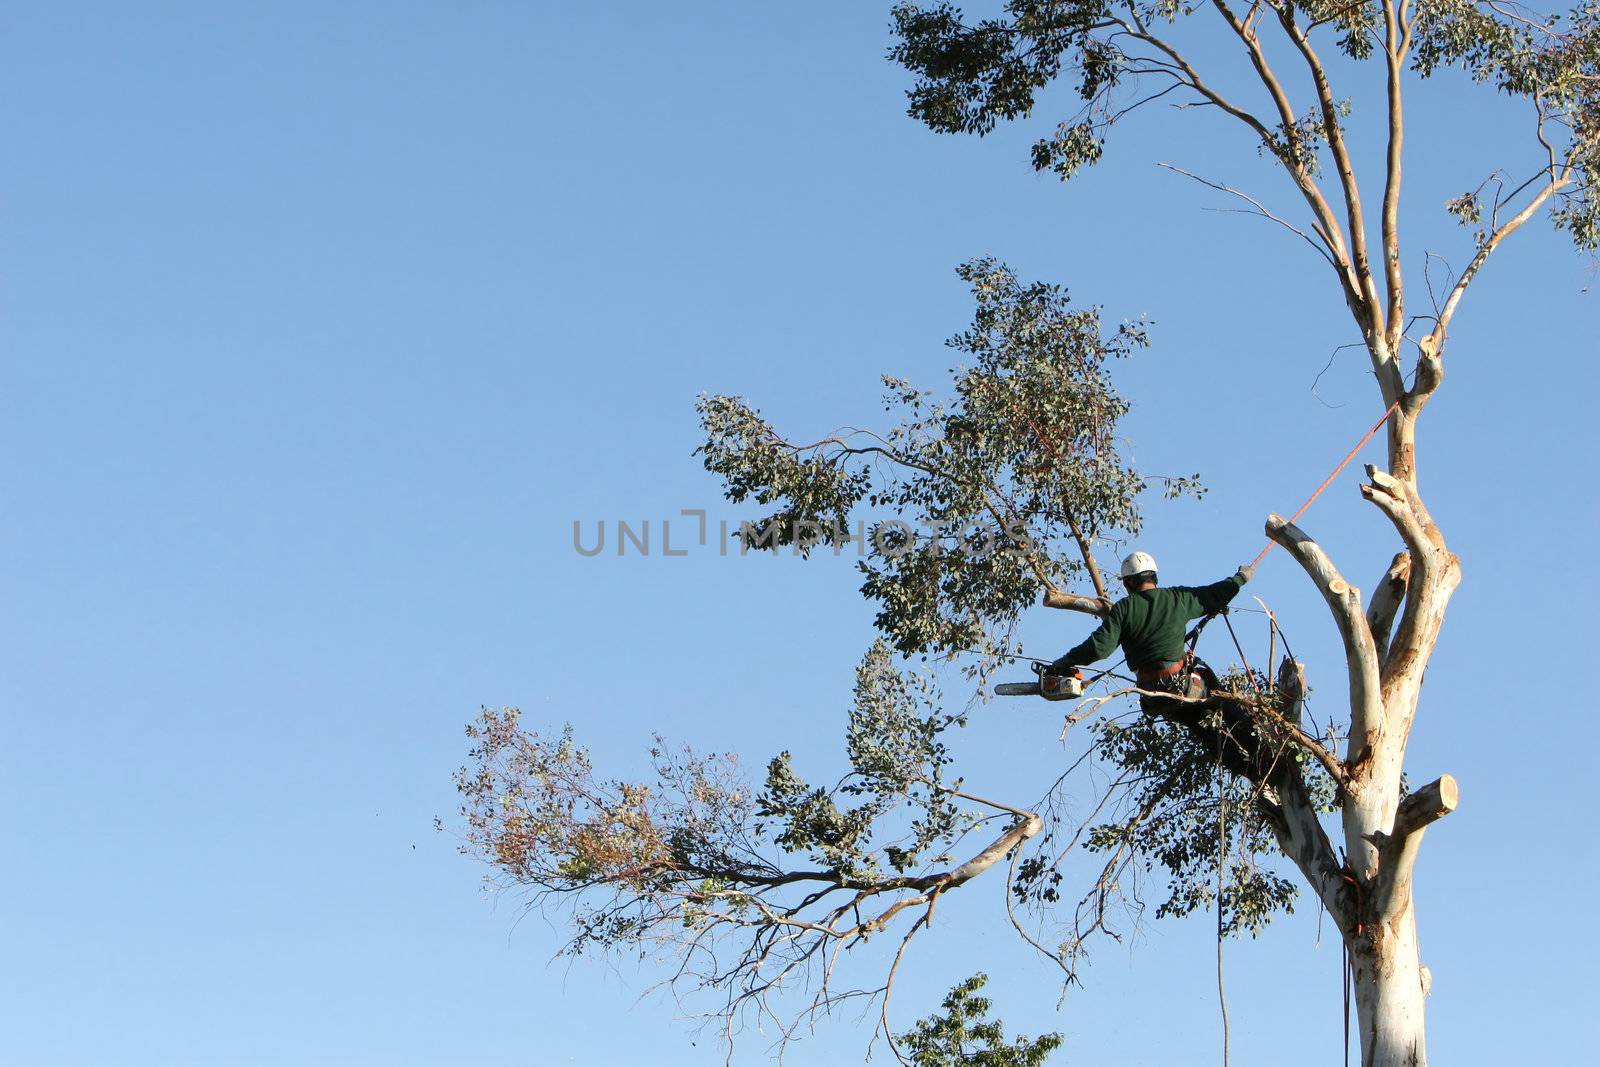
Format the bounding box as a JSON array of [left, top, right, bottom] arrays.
[[458, 0, 1598, 1057], [1048, 552, 1253, 703], [1048, 553, 1274, 779]]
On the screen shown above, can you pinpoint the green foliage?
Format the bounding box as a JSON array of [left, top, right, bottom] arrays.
[[889, 2, 1107, 136], [1413, 0, 1600, 246], [1304, 0, 1382, 61], [698, 258, 1198, 666], [846, 641, 969, 870], [1086, 707, 1296, 937], [757, 640, 975, 878], [452, 645, 986, 948], [1031, 120, 1105, 180], [890, 0, 1600, 248], [759, 751, 885, 878], [1263, 100, 1354, 176], [1445, 189, 1485, 231], [1012, 671, 1317, 942], [897, 974, 1063, 1067], [696, 393, 871, 554]]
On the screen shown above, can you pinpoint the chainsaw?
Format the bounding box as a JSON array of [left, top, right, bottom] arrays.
[[995, 661, 1083, 701]]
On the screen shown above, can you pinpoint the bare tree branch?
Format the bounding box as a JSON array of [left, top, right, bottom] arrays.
[[1367, 551, 1412, 663], [1380, 0, 1414, 350], [1429, 153, 1578, 342], [1157, 162, 1337, 266], [1269, 2, 1387, 330], [1202, 0, 1365, 304], [1066, 510, 1111, 602], [1265, 514, 1385, 762]]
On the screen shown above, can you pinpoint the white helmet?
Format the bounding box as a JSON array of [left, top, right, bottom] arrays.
[[1120, 551, 1158, 579]]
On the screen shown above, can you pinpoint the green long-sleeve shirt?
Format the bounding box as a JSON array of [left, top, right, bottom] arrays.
[[1059, 574, 1246, 671]]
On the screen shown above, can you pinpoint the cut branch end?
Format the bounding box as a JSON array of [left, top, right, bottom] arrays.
[[1043, 588, 1112, 616]]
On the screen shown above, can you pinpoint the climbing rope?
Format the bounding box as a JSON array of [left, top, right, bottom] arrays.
[[1214, 712, 1231, 1067], [1247, 398, 1401, 571]]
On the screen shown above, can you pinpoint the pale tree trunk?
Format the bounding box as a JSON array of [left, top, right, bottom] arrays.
[[1262, 407, 1460, 1065], [1347, 769, 1458, 1065], [1352, 902, 1427, 1066], [1266, 646, 1448, 1067]]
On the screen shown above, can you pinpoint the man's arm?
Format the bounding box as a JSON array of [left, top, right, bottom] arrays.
[[1189, 565, 1254, 616], [1052, 610, 1122, 671]]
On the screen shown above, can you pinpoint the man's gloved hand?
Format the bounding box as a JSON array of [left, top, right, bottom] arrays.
[[1047, 656, 1076, 676], [1236, 563, 1255, 583]]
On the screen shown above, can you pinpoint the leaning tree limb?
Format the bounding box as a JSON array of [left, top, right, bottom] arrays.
[[1367, 551, 1412, 665], [1265, 514, 1385, 765]]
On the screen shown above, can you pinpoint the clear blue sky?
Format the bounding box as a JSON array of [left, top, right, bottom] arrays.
[[3, 3, 1595, 1065]]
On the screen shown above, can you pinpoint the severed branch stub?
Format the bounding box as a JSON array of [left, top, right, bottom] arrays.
[[1360, 465, 1442, 561], [1042, 587, 1112, 616], [1391, 774, 1460, 841], [1371, 774, 1459, 924]]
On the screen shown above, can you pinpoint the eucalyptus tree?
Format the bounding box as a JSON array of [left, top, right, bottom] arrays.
[[884, 2, 1595, 1062], [452, 5, 1596, 1065]]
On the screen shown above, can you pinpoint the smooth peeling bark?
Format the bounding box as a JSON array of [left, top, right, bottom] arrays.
[[1342, 723, 1438, 1067], [1352, 901, 1429, 1067], [1352, 773, 1457, 1067], [1265, 505, 1458, 1067]]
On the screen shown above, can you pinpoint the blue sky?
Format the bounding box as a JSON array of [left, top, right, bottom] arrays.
[[3, 3, 1595, 1065]]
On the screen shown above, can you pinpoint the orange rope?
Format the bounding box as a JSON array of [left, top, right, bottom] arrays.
[[1247, 399, 1402, 571]]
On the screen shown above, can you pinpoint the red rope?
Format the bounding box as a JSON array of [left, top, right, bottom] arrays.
[[1248, 398, 1402, 570]]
